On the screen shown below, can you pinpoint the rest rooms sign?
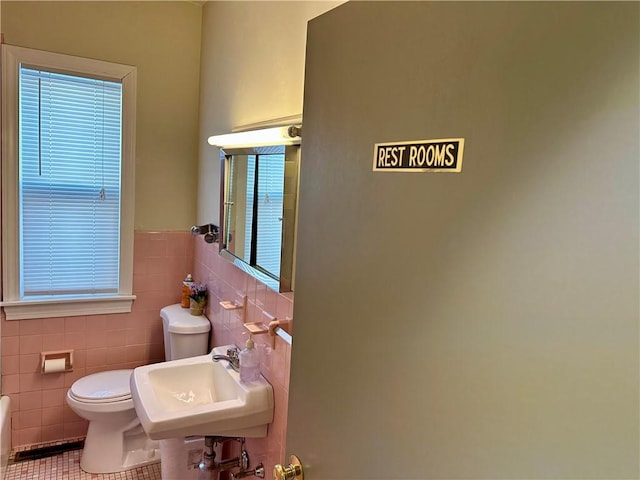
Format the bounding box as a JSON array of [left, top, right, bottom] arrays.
[[373, 138, 465, 172]]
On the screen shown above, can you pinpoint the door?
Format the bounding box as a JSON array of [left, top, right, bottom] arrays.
[[286, 2, 639, 479]]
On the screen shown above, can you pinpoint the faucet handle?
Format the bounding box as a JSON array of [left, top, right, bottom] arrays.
[[231, 463, 265, 480], [227, 346, 239, 358]]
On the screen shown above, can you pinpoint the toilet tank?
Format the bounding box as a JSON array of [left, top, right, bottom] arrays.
[[160, 304, 211, 361]]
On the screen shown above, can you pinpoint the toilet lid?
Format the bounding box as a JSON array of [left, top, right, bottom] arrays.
[[162, 305, 211, 334], [69, 369, 133, 403]]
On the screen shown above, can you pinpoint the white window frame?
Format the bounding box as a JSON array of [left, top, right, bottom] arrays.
[[1, 45, 136, 320]]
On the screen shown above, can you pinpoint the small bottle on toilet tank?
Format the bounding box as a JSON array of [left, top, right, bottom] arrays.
[[181, 274, 193, 308]]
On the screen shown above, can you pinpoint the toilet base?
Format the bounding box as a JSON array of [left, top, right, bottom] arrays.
[[120, 446, 161, 472], [80, 420, 160, 473]]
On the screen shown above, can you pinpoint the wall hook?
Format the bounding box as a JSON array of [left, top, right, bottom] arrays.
[[191, 223, 219, 243]]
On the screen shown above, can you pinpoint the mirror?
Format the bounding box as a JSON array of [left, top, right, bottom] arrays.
[[219, 143, 300, 292]]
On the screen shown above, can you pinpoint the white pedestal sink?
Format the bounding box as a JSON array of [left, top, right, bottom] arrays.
[[130, 345, 274, 440]]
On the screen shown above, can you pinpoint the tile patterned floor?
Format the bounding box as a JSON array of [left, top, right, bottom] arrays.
[[5, 440, 161, 480]]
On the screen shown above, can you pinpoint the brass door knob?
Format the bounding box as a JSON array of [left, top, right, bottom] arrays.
[[273, 455, 304, 480]]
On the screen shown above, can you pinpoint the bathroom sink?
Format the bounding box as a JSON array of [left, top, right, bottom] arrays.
[[130, 345, 274, 440]]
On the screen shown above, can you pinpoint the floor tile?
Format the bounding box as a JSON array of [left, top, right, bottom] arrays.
[[5, 441, 161, 480]]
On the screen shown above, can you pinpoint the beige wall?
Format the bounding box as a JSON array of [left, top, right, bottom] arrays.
[[194, 2, 341, 469], [197, 1, 342, 226], [2, 1, 203, 230]]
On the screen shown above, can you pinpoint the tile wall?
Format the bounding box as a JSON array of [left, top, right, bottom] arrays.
[[1, 231, 194, 448], [193, 236, 293, 471]]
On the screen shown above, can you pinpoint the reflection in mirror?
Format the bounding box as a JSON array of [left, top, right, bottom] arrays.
[[220, 144, 300, 292]]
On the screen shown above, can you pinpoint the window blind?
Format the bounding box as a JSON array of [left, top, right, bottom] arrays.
[[255, 153, 284, 278], [19, 66, 123, 298]]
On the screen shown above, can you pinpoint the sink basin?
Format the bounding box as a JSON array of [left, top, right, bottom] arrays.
[[130, 345, 274, 440]]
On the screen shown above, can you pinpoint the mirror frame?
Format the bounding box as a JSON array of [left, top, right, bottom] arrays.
[[218, 144, 300, 293]]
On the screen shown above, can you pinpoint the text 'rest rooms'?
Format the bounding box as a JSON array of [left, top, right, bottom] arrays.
[[373, 138, 464, 172]]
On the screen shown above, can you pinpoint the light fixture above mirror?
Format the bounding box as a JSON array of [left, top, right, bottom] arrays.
[[208, 125, 301, 149]]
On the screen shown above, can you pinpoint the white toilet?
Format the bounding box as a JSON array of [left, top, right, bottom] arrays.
[[66, 304, 211, 473]]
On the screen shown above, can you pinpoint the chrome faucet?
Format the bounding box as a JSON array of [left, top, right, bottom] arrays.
[[212, 347, 240, 371]]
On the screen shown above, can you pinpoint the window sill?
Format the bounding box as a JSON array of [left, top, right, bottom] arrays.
[[1, 295, 136, 320]]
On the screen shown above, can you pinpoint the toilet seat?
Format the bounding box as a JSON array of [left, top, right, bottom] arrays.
[[69, 369, 132, 404]]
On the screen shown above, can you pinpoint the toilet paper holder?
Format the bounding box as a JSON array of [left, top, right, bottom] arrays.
[[41, 350, 74, 373]]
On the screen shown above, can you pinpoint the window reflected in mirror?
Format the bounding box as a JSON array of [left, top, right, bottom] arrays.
[[220, 144, 299, 292]]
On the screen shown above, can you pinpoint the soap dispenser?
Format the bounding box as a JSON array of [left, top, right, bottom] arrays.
[[239, 334, 260, 383]]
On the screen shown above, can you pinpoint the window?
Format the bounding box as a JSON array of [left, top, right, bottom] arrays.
[[1, 45, 136, 320]]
